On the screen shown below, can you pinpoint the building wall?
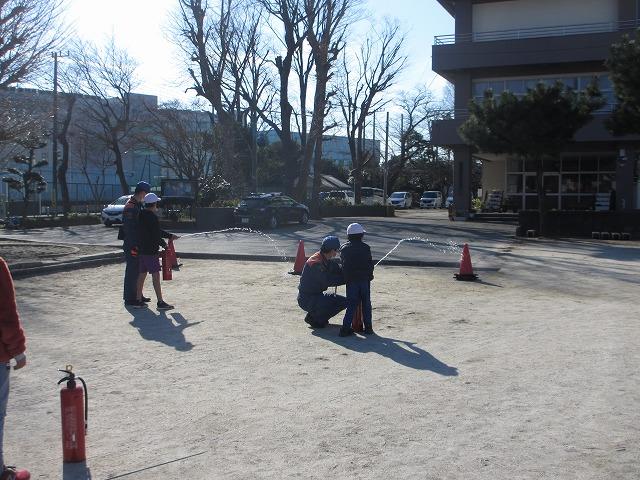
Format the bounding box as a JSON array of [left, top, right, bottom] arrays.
[[481, 158, 506, 196], [472, 0, 618, 33]]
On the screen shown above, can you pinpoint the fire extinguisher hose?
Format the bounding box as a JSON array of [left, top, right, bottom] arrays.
[[77, 376, 88, 434]]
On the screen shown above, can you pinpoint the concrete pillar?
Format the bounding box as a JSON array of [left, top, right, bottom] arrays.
[[455, 0, 473, 36], [454, 146, 473, 217], [618, 0, 636, 21]]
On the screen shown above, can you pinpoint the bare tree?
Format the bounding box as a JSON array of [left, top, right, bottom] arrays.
[[387, 87, 439, 191], [292, 33, 314, 150], [0, 0, 68, 87], [0, 92, 50, 162], [55, 90, 76, 214], [70, 129, 112, 206], [338, 19, 406, 204], [2, 132, 48, 219], [137, 100, 215, 202], [173, 0, 251, 190], [71, 38, 141, 195], [255, 0, 308, 194], [299, 0, 356, 210], [226, 5, 275, 191]]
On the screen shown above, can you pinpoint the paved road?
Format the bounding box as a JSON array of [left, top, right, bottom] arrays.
[[0, 210, 516, 268]]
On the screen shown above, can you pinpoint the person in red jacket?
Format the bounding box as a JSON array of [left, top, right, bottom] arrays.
[[0, 258, 30, 480]]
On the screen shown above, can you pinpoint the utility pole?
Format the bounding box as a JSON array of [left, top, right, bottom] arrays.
[[383, 112, 389, 206], [51, 51, 67, 213]]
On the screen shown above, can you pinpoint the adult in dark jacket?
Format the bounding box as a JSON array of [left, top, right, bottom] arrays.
[[297, 236, 346, 328], [136, 193, 178, 310], [122, 181, 150, 306]]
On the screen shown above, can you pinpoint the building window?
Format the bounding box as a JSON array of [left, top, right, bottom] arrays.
[[473, 73, 613, 108], [504, 153, 617, 210]]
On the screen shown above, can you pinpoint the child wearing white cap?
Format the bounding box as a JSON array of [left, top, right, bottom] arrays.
[[338, 223, 374, 336], [136, 193, 179, 310]]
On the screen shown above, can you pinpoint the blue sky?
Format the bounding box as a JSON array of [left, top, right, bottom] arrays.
[[64, 0, 454, 102]]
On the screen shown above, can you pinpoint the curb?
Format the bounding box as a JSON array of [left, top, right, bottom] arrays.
[[9, 251, 500, 278], [9, 251, 124, 279]]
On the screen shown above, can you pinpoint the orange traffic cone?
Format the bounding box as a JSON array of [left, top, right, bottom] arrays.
[[454, 243, 478, 281], [288, 240, 307, 275], [352, 302, 364, 332]]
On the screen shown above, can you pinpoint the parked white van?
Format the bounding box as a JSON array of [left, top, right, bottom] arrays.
[[389, 191, 413, 209], [360, 187, 385, 205], [420, 191, 443, 209]]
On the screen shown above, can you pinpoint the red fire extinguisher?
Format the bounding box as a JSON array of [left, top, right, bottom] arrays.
[[58, 366, 88, 463], [161, 250, 172, 280]]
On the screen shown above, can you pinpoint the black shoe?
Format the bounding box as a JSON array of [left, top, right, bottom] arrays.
[[125, 300, 145, 309], [304, 313, 314, 326], [157, 301, 174, 311], [338, 327, 354, 337], [141, 296, 151, 302], [363, 326, 375, 335]]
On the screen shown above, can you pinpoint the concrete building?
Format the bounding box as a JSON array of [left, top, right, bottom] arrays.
[[431, 0, 640, 215], [0, 87, 209, 214], [259, 130, 381, 169]]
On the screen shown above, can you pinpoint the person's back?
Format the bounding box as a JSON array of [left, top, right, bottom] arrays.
[[339, 223, 374, 337], [340, 238, 374, 283], [137, 208, 166, 255]]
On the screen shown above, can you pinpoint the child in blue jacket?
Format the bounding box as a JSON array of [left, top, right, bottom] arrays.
[[339, 223, 374, 336]]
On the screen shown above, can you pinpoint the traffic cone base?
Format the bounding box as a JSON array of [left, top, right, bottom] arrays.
[[288, 240, 307, 275], [454, 243, 478, 281]]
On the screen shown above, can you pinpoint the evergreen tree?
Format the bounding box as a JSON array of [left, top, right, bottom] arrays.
[[606, 28, 640, 136], [2, 134, 48, 219]]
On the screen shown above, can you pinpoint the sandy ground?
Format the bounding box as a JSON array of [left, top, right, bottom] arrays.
[[4, 239, 640, 479]]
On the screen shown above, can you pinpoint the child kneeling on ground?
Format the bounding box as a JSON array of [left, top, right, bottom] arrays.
[[136, 193, 178, 310], [339, 223, 374, 337]]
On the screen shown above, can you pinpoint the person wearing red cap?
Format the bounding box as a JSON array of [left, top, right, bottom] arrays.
[[0, 258, 30, 480]]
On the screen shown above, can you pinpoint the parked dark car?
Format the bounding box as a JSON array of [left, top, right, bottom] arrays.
[[234, 193, 309, 229]]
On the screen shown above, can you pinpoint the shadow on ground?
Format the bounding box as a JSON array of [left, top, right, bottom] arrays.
[[127, 309, 201, 351], [63, 462, 91, 480], [312, 325, 458, 376]]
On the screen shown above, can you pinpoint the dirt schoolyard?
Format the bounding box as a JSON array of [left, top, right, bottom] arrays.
[[5, 239, 640, 479]]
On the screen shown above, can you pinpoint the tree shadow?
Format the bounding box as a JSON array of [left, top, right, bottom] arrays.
[[128, 309, 200, 351], [62, 462, 92, 480], [311, 326, 458, 375]]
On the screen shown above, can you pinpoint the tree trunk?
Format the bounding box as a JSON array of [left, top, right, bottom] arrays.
[[112, 138, 129, 195], [310, 133, 323, 218], [58, 94, 76, 216], [277, 56, 297, 195], [297, 64, 329, 202]]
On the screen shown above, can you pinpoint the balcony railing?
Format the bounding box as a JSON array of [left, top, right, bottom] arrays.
[[433, 104, 617, 120], [434, 19, 640, 45]]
